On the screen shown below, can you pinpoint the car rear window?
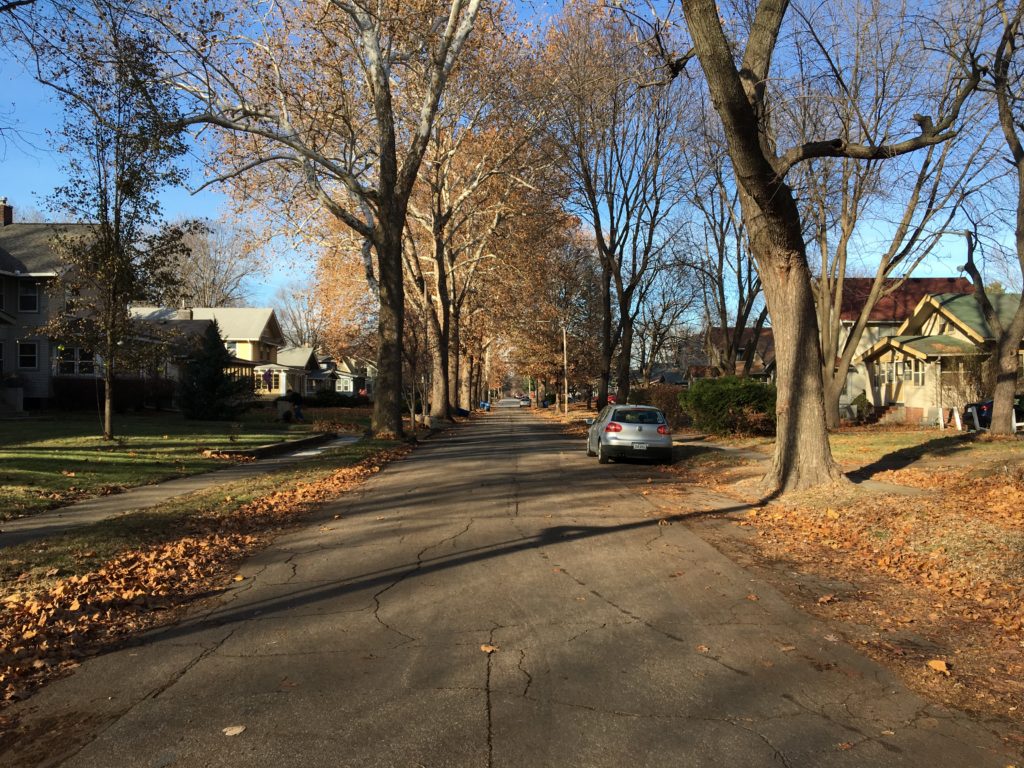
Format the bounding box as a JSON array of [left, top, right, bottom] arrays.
[[612, 409, 663, 424]]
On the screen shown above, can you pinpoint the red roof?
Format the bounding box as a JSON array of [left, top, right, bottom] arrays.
[[839, 277, 974, 322]]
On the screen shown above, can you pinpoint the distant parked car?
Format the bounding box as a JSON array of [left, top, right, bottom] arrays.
[[963, 396, 1024, 430], [585, 405, 673, 464], [496, 397, 525, 408], [520, 395, 531, 406]]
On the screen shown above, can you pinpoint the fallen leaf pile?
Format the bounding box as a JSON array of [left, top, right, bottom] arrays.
[[0, 444, 411, 708], [311, 419, 368, 434], [739, 469, 1024, 723]]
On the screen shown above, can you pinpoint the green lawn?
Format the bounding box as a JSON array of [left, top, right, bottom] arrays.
[[0, 410, 316, 520], [0, 438, 397, 590]]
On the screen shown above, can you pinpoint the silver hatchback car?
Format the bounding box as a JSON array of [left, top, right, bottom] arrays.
[[585, 405, 673, 464]]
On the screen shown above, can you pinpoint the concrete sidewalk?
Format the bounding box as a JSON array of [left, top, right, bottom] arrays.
[[0, 436, 361, 549]]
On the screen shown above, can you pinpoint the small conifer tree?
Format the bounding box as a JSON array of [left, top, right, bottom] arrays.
[[177, 321, 250, 420]]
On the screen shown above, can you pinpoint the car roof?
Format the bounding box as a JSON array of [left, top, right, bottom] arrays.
[[611, 405, 662, 410]]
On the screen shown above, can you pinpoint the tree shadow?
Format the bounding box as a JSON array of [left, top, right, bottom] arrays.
[[847, 433, 975, 482]]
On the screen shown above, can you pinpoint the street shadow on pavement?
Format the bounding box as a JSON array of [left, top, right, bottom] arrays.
[[847, 434, 974, 482]]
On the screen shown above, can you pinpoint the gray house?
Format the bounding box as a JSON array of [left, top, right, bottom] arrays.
[[0, 200, 84, 408]]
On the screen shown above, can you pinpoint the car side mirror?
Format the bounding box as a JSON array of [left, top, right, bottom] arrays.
[[584, 418, 595, 426]]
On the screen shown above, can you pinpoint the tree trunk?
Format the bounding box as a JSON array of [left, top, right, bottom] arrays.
[[756, 244, 844, 493], [989, 337, 1022, 434], [103, 352, 114, 441], [615, 316, 633, 404], [597, 263, 613, 408], [459, 346, 471, 409], [426, 301, 452, 422], [450, 310, 461, 411], [372, 219, 405, 438]]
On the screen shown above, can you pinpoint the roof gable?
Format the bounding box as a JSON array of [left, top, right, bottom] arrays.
[[0, 223, 93, 275], [839, 277, 974, 323], [131, 306, 286, 346]]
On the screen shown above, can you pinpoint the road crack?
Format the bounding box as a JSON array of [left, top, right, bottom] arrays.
[[150, 628, 237, 700]]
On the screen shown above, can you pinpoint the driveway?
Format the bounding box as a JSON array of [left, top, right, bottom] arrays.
[[1, 411, 1017, 767]]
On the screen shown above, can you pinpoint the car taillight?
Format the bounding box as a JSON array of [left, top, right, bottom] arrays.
[[604, 422, 622, 433], [657, 425, 669, 435]]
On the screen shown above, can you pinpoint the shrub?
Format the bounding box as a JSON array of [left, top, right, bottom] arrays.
[[648, 384, 686, 427], [628, 388, 651, 405], [679, 376, 776, 435], [310, 389, 371, 408], [52, 376, 176, 412]]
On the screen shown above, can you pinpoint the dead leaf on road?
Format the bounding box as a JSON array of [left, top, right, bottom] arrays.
[[233, 575, 244, 582], [695, 644, 710, 654], [927, 659, 951, 676], [780, 644, 797, 652], [817, 594, 837, 605], [480, 644, 499, 654], [222, 725, 246, 737], [746, 593, 759, 601]]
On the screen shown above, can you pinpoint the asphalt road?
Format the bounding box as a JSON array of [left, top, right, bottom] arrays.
[[2, 411, 1017, 767]]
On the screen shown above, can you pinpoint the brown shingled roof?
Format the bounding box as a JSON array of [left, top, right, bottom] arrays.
[[839, 277, 974, 322]]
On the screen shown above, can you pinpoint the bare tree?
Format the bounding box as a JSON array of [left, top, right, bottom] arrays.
[[650, 0, 983, 493], [168, 218, 265, 307], [684, 102, 767, 378], [544, 2, 693, 407], [956, 4, 1024, 435], [780, 0, 995, 429], [275, 282, 326, 351]]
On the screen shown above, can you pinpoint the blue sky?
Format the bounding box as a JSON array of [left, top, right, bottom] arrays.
[[0, 50, 299, 305]]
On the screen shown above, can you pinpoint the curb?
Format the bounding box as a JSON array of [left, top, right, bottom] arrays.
[[216, 431, 340, 459]]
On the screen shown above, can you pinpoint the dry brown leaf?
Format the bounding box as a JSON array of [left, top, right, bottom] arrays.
[[480, 644, 499, 654], [222, 725, 246, 737], [746, 593, 759, 601], [927, 659, 951, 676], [233, 575, 244, 582], [695, 644, 710, 654], [817, 594, 837, 605]]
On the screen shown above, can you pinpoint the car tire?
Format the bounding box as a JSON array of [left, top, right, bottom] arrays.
[[586, 436, 596, 457], [597, 441, 610, 464]]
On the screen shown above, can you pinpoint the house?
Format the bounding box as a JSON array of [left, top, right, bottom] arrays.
[[321, 354, 376, 398], [273, 346, 331, 398], [131, 306, 286, 396], [856, 292, 1020, 425], [0, 200, 84, 408], [131, 310, 256, 387], [700, 326, 776, 381], [835, 277, 974, 410]]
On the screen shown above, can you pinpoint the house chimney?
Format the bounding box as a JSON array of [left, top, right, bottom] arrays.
[[175, 307, 193, 320], [1, 198, 12, 227]]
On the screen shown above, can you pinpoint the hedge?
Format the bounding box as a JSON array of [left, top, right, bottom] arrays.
[[52, 376, 176, 412], [679, 376, 776, 435], [629, 384, 687, 427]]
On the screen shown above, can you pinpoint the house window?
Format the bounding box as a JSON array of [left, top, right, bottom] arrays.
[[337, 378, 353, 393], [17, 341, 38, 369], [57, 347, 95, 376], [225, 341, 237, 355], [912, 359, 925, 386], [18, 282, 39, 313], [255, 370, 280, 392]]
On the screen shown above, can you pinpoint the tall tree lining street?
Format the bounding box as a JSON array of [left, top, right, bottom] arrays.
[[3, 412, 1014, 766]]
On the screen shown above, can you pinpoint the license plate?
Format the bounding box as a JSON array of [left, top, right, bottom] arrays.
[[631, 442, 647, 450]]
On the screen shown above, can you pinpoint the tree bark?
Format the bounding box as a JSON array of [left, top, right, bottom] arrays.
[[597, 262, 613, 408], [372, 214, 405, 438], [615, 316, 633, 404]]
